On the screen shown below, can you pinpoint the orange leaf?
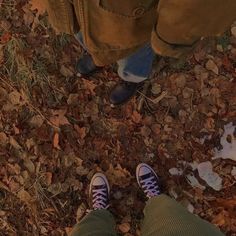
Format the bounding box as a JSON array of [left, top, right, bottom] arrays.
[[74, 125, 87, 140], [53, 132, 60, 149], [132, 111, 142, 124], [0, 32, 11, 44], [82, 79, 96, 96]]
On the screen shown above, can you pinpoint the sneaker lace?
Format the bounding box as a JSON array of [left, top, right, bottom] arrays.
[[92, 187, 108, 210], [140, 176, 160, 198]]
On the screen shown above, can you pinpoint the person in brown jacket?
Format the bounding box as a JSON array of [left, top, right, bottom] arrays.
[[45, 0, 236, 106]]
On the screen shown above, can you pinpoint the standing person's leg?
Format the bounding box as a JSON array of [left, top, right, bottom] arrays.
[[74, 32, 100, 75], [70, 173, 117, 236], [136, 163, 224, 236], [117, 44, 155, 84], [70, 210, 117, 236], [75, 32, 156, 105], [110, 44, 156, 105]]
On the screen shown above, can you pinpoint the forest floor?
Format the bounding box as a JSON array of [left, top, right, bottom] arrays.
[[0, 1, 236, 235]]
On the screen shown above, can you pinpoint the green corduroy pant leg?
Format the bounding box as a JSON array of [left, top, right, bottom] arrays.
[[70, 209, 117, 236], [141, 194, 225, 236]]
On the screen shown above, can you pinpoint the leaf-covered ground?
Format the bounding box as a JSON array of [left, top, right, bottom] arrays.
[[0, 1, 236, 235]]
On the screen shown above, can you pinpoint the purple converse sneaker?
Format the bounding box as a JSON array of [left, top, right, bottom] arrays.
[[89, 173, 110, 210], [136, 163, 161, 198]]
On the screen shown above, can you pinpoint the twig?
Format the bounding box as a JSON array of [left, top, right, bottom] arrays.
[[137, 81, 151, 111], [137, 58, 165, 112], [152, 91, 168, 104]]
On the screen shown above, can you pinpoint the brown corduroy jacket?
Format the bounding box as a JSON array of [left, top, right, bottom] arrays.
[[45, 0, 236, 66]]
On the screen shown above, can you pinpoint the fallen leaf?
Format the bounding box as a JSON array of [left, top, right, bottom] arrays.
[[140, 126, 151, 137], [17, 189, 33, 204], [175, 74, 187, 88], [29, 115, 44, 128], [151, 124, 161, 135], [50, 109, 70, 127], [67, 94, 79, 105], [53, 132, 61, 149], [24, 158, 35, 174], [105, 164, 132, 187], [65, 227, 73, 236], [206, 59, 219, 75], [204, 117, 215, 131], [9, 136, 22, 150], [76, 203, 87, 222], [151, 83, 161, 95], [82, 79, 97, 96], [169, 168, 183, 176], [186, 174, 206, 190], [118, 223, 131, 234], [48, 183, 62, 195], [23, 4, 34, 26], [8, 91, 24, 106], [231, 26, 236, 38], [60, 65, 74, 77], [0, 132, 8, 146], [0, 32, 11, 44], [182, 87, 194, 99], [132, 111, 142, 124], [74, 125, 87, 140]]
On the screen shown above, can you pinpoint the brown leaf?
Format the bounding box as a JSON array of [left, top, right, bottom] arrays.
[[132, 111, 142, 124], [105, 164, 131, 187], [53, 132, 61, 149], [204, 117, 215, 131], [23, 5, 34, 26], [76, 203, 87, 221], [175, 74, 187, 88], [24, 158, 35, 174], [206, 59, 219, 75], [29, 115, 44, 128], [151, 124, 161, 135], [9, 136, 22, 150], [67, 94, 79, 105], [74, 125, 87, 140], [50, 109, 70, 127], [65, 227, 73, 236], [118, 223, 131, 233], [0, 132, 8, 146], [140, 126, 151, 137], [60, 65, 74, 77], [82, 79, 97, 96], [44, 172, 53, 186], [231, 26, 236, 38], [17, 189, 33, 204]]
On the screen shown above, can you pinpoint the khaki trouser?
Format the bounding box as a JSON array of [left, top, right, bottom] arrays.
[[70, 194, 224, 236]]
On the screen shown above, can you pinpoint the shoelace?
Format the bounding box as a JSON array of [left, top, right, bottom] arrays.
[[92, 187, 108, 210], [140, 176, 160, 198]]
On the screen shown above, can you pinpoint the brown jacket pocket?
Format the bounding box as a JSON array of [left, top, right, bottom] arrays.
[[86, 0, 158, 50]]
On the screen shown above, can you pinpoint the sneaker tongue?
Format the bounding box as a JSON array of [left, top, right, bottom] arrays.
[[139, 172, 152, 181], [93, 184, 106, 190]]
